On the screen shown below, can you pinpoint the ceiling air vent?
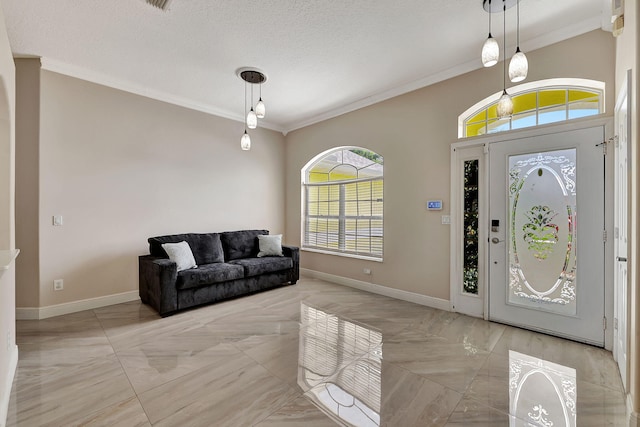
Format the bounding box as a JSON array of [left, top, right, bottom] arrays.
[[145, 0, 173, 10]]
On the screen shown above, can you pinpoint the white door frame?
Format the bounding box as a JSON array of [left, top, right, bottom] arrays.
[[449, 143, 488, 318], [614, 69, 631, 389], [450, 117, 614, 349]]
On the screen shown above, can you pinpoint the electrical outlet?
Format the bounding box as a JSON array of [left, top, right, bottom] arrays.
[[53, 279, 64, 291], [363, 268, 372, 275]]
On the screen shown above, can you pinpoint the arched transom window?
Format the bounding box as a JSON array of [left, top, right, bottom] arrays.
[[302, 147, 383, 260], [459, 78, 604, 138]]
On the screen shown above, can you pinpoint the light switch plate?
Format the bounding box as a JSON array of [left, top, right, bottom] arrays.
[[441, 215, 451, 225], [53, 215, 63, 226]]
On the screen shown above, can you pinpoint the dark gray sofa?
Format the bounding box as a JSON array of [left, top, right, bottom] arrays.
[[138, 229, 299, 316]]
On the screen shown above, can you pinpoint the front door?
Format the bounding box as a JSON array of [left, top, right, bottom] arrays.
[[488, 126, 605, 345]]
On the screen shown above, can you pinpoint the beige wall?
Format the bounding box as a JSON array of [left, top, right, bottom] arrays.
[[16, 70, 286, 308], [0, 1, 16, 424], [614, 0, 640, 418], [15, 59, 40, 308], [285, 30, 615, 300]]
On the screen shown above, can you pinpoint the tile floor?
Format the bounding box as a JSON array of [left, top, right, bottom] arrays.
[[7, 277, 627, 426]]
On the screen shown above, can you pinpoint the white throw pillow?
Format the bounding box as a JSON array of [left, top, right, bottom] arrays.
[[162, 241, 197, 271], [257, 234, 283, 257]]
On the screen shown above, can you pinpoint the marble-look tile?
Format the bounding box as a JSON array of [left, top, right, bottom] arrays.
[[417, 310, 506, 352], [241, 332, 301, 388], [17, 339, 115, 368], [16, 312, 105, 345], [68, 396, 151, 427], [383, 330, 490, 393], [465, 351, 627, 426], [7, 277, 627, 427], [254, 396, 337, 427], [204, 315, 300, 346], [117, 336, 241, 394], [8, 355, 135, 427], [445, 396, 510, 426], [104, 312, 204, 351], [138, 353, 299, 426], [492, 326, 624, 392], [93, 299, 158, 320], [379, 362, 462, 427], [575, 379, 628, 426], [465, 352, 512, 413]]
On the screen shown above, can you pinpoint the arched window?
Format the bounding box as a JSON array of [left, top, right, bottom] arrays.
[[459, 78, 604, 138], [302, 147, 383, 260]]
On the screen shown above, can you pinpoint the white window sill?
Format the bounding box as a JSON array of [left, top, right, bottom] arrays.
[[301, 247, 383, 262]]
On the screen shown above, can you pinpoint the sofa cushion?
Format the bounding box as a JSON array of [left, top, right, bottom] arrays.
[[229, 257, 293, 278], [149, 233, 224, 265], [220, 230, 268, 261], [176, 263, 245, 290], [257, 234, 283, 257], [161, 241, 197, 272]]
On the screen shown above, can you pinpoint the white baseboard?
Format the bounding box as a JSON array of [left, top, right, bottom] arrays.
[[0, 344, 18, 427], [16, 291, 140, 320], [301, 268, 450, 312]]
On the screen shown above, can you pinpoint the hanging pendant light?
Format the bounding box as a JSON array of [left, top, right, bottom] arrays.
[[255, 83, 266, 118], [246, 108, 258, 129], [241, 130, 251, 151], [497, 90, 513, 118], [498, 0, 513, 118], [481, 0, 499, 67], [246, 83, 258, 128], [237, 68, 267, 150], [508, 0, 528, 82]]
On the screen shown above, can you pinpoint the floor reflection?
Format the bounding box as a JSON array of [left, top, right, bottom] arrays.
[[299, 303, 383, 427], [509, 350, 577, 426]]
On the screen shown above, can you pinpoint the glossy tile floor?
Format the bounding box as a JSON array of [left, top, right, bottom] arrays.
[[7, 277, 627, 426]]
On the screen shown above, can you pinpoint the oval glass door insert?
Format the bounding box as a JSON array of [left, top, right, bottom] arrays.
[[508, 148, 577, 316]]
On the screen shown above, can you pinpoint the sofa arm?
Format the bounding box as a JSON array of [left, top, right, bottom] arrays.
[[138, 255, 178, 316], [282, 245, 300, 284]]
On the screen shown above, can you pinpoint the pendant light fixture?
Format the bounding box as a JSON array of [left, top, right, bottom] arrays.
[[246, 83, 258, 129], [508, 0, 528, 82], [497, 0, 513, 118], [255, 83, 266, 118], [240, 130, 251, 151], [481, 0, 499, 67], [237, 68, 267, 150]]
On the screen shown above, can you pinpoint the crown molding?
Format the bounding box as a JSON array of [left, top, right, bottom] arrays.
[[39, 58, 286, 134], [37, 14, 603, 137], [281, 16, 604, 134]]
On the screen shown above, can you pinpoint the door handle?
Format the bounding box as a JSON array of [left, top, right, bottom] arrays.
[[491, 237, 504, 244], [617, 256, 627, 262]]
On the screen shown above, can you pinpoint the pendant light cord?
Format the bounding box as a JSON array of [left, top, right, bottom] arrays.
[[516, 0, 520, 49], [488, 0, 492, 36], [503, 0, 506, 90]]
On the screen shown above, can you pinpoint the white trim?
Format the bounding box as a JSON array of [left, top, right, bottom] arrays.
[[284, 17, 603, 133], [32, 16, 601, 137], [15, 291, 139, 320], [0, 344, 17, 427], [458, 78, 606, 138], [301, 268, 450, 312], [301, 248, 383, 263], [39, 58, 286, 134], [450, 145, 486, 318]]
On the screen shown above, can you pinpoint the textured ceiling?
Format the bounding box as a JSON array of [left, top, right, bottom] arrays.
[[1, 0, 609, 133]]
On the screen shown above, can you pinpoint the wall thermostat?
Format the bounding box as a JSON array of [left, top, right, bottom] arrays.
[[427, 200, 443, 210]]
